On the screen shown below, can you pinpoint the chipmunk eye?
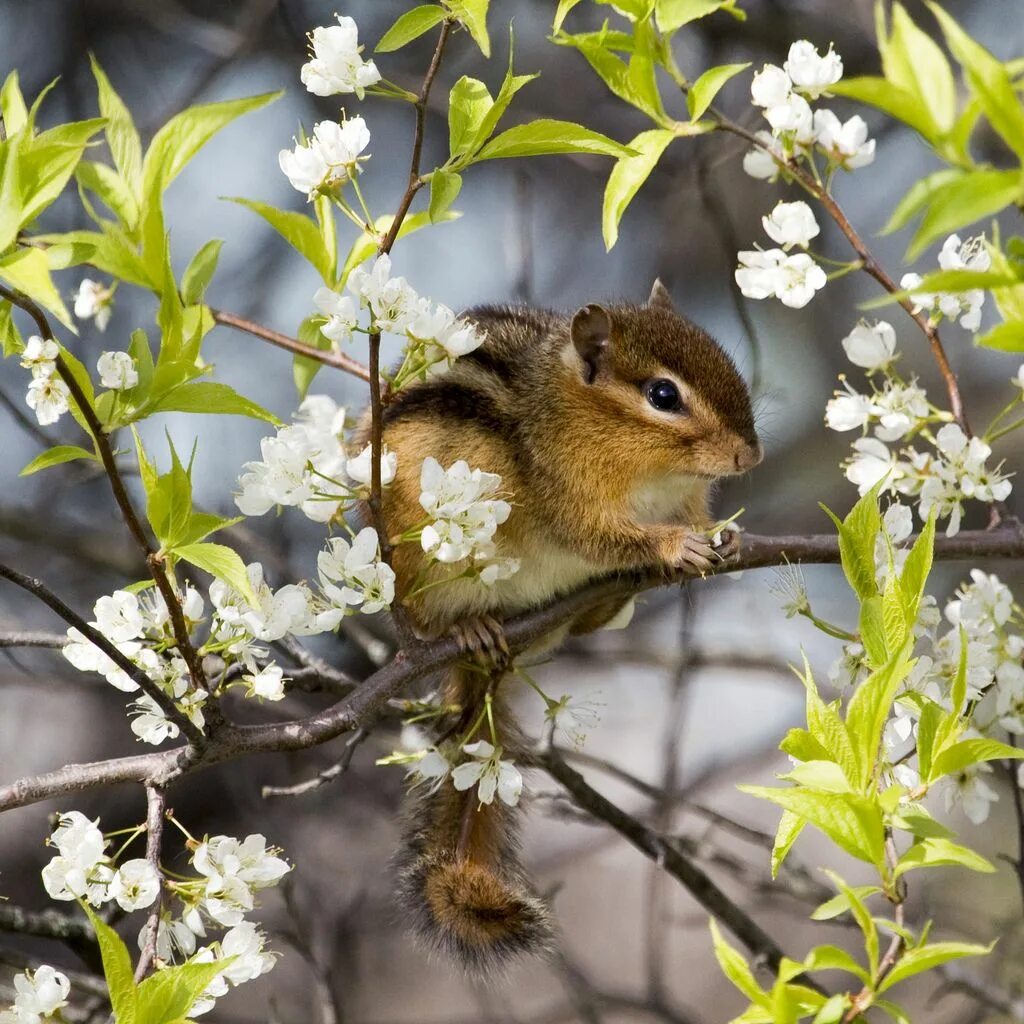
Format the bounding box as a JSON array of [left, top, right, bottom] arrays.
[[645, 378, 685, 414]]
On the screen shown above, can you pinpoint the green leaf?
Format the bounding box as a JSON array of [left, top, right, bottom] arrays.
[[174, 542, 257, 607], [20, 445, 98, 476], [885, 3, 957, 135], [226, 197, 332, 283], [82, 904, 138, 1024], [821, 488, 881, 605], [913, 700, 944, 781], [798, 663, 861, 786], [149, 381, 279, 424], [779, 728, 831, 764], [34, 226, 154, 289], [830, 77, 936, 141], [602, 128, 675, 250], [891, 804, 956, 840], [655, 0, 744, 32], [293, 315, 329, 399], [930, 737, 1024, 780], [0, 299, 21, 356], [442, 0, 490, 57], [928, 2, 1024, 159], [739, 787, 886, 867], [137, 958, 233, 1024], [688, 63, 750, 120], [977, 320, 1024, 351], [1, 71, 28, 135], [181, 240, 224, 305], [0, 246, 75, 331], [553, 0, 584, 32], [803, 945, 870, 985], [57, 342, 98, 439], [90, 55, 143, 198], [845, 654, 913, 788], [810, 885, 880, 921], [76, 159, 139, 229], [907, 169, 1023, 260], [475, 118, 631, 161], [448, 76, 495, 158], [770, 810, 805, 879], [19, 118, 107, 227], [560, 35, 666, 122], [377, 5, 448, 51], [709, 919, 769, 1006], [881, 169, 965, 236], [858, 595, 888, 667], [877, 941, 994, 993], [822, 872, 879, 977], [895, 837, 996, 877], [0, 134, 22, 253], [779, 760, 852, 793], [428, 169, 463, 223], [811, 994, 850, 1024]]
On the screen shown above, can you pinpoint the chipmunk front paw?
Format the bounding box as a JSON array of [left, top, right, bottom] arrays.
[[658, 528, 720, 575], [450, 614, 511, 671]]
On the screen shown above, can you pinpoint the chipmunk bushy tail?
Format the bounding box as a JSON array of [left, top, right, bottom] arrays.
[[394, 664, 553, 971]]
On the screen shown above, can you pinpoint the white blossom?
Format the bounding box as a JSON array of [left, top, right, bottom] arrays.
[[845, 437, 901, 493], [784, 40, 843, 98], [318, 528, 395, 614], [94, 590, 144, 643], [407, 749, 451, 793], [279, 117, 371, 200], [750, 64, 791, 109], [242, 663, 288, 701], [3, 967, 70, 1023], [41, 812, 110, 904], [348, 254, 419, 334], [825, 384, 873, 432], [73, 279, 114, 330], [742, 130, 784, 180], [25, 374, 70, 426], [451, 740, 523, 806], [109, 858, 161, 912], [871, 382, 929, 442], [883, 502, 914, 545], [313, 286, 359, 345], [813, 109, 875, 169], [97, 350, 138, 390], [735, 249, 826, 308], [903, 234, 991, 331], [842, 321, 897, 372], [345, 443, 397, 486], [19, 336, 59, 376], [941, 760, 999, 824], [761, 200, 819, 250], [300, 15, 381, 98]]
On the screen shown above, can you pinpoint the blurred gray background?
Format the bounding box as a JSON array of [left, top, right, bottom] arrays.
[[1, 1, 1023, 1021]]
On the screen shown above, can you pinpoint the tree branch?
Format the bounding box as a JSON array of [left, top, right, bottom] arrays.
[[134, 785, 167, 981]]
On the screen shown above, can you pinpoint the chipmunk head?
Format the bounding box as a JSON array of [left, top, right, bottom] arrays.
[[568, 279, 761, 480]]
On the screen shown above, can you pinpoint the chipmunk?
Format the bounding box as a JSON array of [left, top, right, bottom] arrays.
[[364, 280, 761, 970]]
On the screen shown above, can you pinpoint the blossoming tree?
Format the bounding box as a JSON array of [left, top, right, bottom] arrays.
[[1, 2, 1024, 1021]]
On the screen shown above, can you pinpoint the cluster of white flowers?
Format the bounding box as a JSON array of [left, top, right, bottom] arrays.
[[235, 393, 394, 523], [62, 586, 208, 744], [312, 254, 487, 385], [745, 41, 874, 178], [73, 278, 114, 331], [279, 116, 371, 200], [300, 14, 380, 98], [417, 457, 520, 584], [19, 336, 69, 426], [41, 811, 160, 910], [0, 966, 70, 1024], [317, 527, 396, 615], [901, 234, 991, 332], [825, 312, 1012, 536], [735, 200, 827, 309]]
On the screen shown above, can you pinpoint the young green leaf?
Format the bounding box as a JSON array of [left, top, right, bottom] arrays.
[[149, 382, 279, 425], [830, 77, 935, 141], [655, 0, 744, 33], [475, 119, 631, 161], [770, 810, 805, 879], [82, 904, 138, 1024], [844, 653, 913, 788], [930, 737, 1024, 780], [448, 76, 495, 158], [136, 958, 234, 1024], [739, 787, 886, 868], [90, 55, 144, 198], [0, 246, 75, 331], [894, 836, 995, 877], [1, 70, 28, 134], [708, 919, 769, 1006], [75, 159, 140, 229], [180, 239, 224, 305], [810, 885, 881, 921], [553, 0, 584, 31], [174, 542, 257, 606], [293, 315, 331, 399], [442, 0, 490, 57], [821, 871, 879, 977], [890, 803, 956, 840], [377, 5, 448, 52], [881, 168, 964, 236], [802, 945, 870, 985], [20, 445, 98, 477], [877, 940, 994, 993], [821, 487, 881, 605], [602, 127, 675, 250], [779, 760, 852, 793], [977, 320, 1024, 352], [687, 62, 750, 120], [428, 169, 463, 223], [0, 300, 21, 357], [226, 197, 333, 283]]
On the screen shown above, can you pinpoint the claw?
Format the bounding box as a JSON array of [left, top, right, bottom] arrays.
[[450, 614, 510, 671]]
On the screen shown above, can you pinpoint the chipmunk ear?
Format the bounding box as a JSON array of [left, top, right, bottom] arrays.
[[648, 278, 676, 313], [571, 303, 612, 384]]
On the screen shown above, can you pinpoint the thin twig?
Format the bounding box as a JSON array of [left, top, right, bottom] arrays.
[[134, 785, 167, 982], [261, 728, 370, 799]]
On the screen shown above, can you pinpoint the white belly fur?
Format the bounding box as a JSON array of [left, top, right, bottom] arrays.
[[630, 472, 704, 525]]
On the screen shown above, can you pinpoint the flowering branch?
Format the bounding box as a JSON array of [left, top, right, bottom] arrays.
[[3, 524, 1023, 815], [0, 283, 210, 703], [0, 561, 205, 748]]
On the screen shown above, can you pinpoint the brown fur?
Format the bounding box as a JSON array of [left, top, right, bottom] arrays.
[[370, 284, 761, 969]]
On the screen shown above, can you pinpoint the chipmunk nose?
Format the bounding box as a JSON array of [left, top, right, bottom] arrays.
[[734, 441, 763, 472]]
